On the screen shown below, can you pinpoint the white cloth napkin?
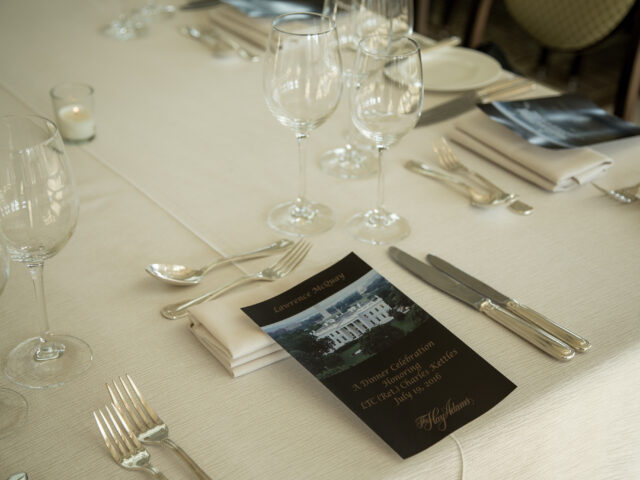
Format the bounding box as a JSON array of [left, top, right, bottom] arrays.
[[448, 110, 614, 192], [189, 280, 294, 377]]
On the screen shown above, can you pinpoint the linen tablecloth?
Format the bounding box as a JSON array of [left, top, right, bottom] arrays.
[[1, 1, 639, 478]]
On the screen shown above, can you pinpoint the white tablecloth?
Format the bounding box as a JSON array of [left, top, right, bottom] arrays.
[[1, 1, 639, 478]]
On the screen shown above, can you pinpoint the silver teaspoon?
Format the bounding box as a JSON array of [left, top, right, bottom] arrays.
[[146, 239, 293, 286]]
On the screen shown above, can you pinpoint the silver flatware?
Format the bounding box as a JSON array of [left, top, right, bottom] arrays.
[[405, 160, 508, 207], [206, 19, 261, 62], [180, 0, 220, 10], [161, 239, 311, 319], [146, 238, 293, 286], [389, 247, 575, 361], [592, 182, 639, 204], [108, 374, 212, 480], [434, 138, 533, 215], [179, 25, 227, 55], [417, 77, 536, 127], [427, 254, 591, 352], [93, 404, 169, 479], [7, 474, 28, 480]]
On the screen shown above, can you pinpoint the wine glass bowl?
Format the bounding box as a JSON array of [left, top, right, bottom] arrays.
[[346, 35, 423, 245], [263, 12, 343, 236], [0, 115, 92, 389]]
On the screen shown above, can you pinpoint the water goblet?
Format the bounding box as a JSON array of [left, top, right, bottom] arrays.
[[263, 12, 343, 236], [0, 241, 28, 438], [0, 115, 92, 389], [346, 35, 423, 244]]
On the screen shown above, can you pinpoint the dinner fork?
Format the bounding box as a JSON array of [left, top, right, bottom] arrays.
[[107, 374, 212, 480], [93, 403, 169, 479], [162, 239, 311, 319], [592, 182, 639, 204], [434, 138, 533, 215]]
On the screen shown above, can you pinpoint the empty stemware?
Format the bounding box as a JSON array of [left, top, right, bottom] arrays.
[[263, 12, 343, 236], [0, 115, 92, 389], [346, 35, 423, 244]]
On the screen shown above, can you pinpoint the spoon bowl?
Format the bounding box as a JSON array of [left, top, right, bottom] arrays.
[[145, 239, 293, 286]]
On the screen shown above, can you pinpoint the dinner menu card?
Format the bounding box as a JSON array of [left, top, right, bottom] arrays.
[[242, 253, 516, 458], [479, 93, 640, 149]]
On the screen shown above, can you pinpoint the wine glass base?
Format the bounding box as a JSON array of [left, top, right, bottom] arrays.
[[346, 209, 410, 245], [0, 388, 28, 439], [5, 335, 92, 389], [267, 201, 335, 236], [318, 146, 378, 180]]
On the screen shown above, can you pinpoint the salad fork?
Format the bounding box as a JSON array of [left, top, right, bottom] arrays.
[[93, 403, 169, 479], [405, 160, 506, 207], [592, 183, 638, 204], [434, 138, 533, 215], [161, 239, 312, 319], [107, 374, 212, 480]]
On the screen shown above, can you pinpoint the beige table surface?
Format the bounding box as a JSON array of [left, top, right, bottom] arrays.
[[1, 0, 640, 478]]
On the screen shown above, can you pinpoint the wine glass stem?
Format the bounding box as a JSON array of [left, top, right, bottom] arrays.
[[26, 262, 64, 361], [375, 146, 386, 214], [295, 133, 309, 209]]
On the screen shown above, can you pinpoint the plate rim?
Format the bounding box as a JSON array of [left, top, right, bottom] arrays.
[[421, 46, 502, 92]]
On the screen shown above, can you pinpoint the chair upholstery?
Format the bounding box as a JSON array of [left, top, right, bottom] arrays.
[[504, 0, 635, 51]]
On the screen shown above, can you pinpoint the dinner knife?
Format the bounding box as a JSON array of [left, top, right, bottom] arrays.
[[416, 78, 535, 127], [426, 254, 592, 353], [388, 247, 575, 361]]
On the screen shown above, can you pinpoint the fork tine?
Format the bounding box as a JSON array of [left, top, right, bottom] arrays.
[[98, 406, 128, 459], [93, 410, 122, 462], [277, 241, 311, 276], [592, 183, 633, 203], [107, 381, 146, 433], [105, 404, 137, 455], [111, 402, 143, 450], [124, 374, 162, 425], [272, 240, 306, 271]]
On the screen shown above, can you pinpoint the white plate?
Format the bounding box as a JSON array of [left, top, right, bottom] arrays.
[[421, 47, 502, 92]]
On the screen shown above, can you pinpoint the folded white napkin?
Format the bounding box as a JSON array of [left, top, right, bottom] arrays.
[[448, 110, 614, 192], [189, 280, 294, 377], [208, 4, 270, 53]]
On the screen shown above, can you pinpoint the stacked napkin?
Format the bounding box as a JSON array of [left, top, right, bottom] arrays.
[[189, 280, 293, 378], [448, 110, 614, 192]]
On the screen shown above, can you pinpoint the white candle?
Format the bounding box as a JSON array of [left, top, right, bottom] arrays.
[[55, 104, 95, 141]]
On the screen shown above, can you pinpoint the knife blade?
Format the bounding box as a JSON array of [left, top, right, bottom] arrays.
[[416, 78, 534, 127], [426, 254, 591, 353], [388, 247, 575, 361]]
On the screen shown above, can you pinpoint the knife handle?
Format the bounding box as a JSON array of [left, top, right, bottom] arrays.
[[479, 300, 575, 361], [505, 300, 591, 353]]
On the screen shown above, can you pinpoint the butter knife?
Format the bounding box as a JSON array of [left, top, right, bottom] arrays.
[[417, 78, 535, 127], [389, 247, 575, 361], [427, 254, 591, 353]]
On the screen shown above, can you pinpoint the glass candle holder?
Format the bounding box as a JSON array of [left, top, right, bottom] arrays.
[[50, 83, 96, 143]]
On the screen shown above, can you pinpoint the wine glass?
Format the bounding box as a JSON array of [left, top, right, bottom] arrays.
[[0, 115, 92, 389], [263, 12, 343, 236], [318, 0, 414, 180], [318, 0, 377, 180], [0, 240, 28, 439], [346, 35, 423, 244], [357, 0, 414, 38]]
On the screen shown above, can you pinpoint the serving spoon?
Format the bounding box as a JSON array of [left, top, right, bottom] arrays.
[[405, 160, 509, 207], [146, 239, 293, 286]]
